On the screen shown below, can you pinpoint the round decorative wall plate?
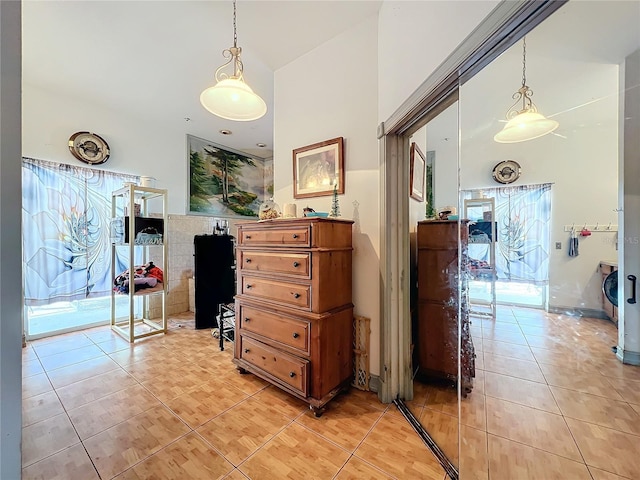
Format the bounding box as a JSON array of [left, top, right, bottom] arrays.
[[492, 160, 521, 184], [68, 131, 110, 165]]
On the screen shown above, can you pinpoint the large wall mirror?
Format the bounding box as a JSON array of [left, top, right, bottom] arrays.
[[405, 98, 461, 474], [387, 1, 640, 478]]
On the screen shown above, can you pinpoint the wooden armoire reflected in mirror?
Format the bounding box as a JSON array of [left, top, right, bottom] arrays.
[[415, 219, 475, 395]]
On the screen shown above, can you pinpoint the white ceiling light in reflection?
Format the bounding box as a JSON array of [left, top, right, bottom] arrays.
[[494, 37, 559, 143]]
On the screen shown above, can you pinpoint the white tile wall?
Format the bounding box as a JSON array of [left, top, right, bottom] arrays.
[[188, 278, 195, 312], [165, 214, 242, 315]]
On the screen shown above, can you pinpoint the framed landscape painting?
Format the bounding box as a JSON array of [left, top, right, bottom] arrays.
[[187, 135, 271, 217]]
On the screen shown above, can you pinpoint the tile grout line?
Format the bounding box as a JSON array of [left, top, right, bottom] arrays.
[[302, 402, 399, 480], [99, 350, 262, 477], [551, 396, 592, 477], [518, 311, 590, 474], [22, 346, 103, 477]]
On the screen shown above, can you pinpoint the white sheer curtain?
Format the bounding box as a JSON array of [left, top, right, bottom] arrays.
[[22, 158, 139, 305], [462, 183, 552, 285]]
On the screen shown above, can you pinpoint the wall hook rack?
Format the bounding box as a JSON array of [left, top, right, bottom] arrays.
[[563, 224, 618, 233]]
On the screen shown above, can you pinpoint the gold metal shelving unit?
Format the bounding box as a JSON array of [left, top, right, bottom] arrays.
[[464, 197, 497, 319], [110, 184, 168, 342]]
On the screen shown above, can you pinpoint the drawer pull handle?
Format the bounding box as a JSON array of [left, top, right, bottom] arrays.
[[289, 372, 296, 378], [244, 317, 250, 322], [292, 234, 298, 239], [293, 262, 299, 267], [245, 235, 251, 239], [246, 284, 252, 289], [245, 258, 251, 263], [292, 332, 299, 338], [293, 293, 300, 299], [244, 348, 250, 354]]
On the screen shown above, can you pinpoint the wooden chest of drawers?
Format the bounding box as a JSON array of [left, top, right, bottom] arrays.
[[416, 220, 475, 395], [233, 217, 354, 416]]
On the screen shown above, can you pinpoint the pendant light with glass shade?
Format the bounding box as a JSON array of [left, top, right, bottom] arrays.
[[494, 37, 559, 143], [200, 0, 267, 121]]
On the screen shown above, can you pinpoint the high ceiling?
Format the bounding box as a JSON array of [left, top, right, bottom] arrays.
[[21, 1, 640, 158], [415, 0, 640, 146], [22, 0, 382, 158]]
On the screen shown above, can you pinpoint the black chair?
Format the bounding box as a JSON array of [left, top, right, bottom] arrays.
[[217, 303, 235, 351]]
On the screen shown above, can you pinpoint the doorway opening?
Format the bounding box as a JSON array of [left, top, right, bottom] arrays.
[[25, 296, 141, 340], [469, 280, 544, 308]]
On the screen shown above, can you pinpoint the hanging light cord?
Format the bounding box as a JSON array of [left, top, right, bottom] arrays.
[[521, 37, 527, 88], [200, 0, 267, 121], [232, 0, 237, 49], [505, 36, 535, 117], [215, 0, 244, 82]]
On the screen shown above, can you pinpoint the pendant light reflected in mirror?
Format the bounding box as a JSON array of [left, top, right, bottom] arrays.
[[494, 37, 559, 143], [200, 0, 267, 121]]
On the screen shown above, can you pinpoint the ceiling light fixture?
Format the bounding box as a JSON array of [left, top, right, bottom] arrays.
[[494, 37, 559, 143], [200, 0, 267, 122]]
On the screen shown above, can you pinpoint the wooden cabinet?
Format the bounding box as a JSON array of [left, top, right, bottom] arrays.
[[416, 220, 474, 394], [600, 261, 618, 326], [234, 217, 354, 416]]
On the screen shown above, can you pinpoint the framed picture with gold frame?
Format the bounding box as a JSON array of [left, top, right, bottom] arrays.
[[293, 137, 344, 199], [410, 142, 425, 201]]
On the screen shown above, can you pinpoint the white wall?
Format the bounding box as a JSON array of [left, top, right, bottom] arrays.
[[23, 83, 192, 214], [377, 0, 499, 121], [428, 102, 459, 212], [460, 51, 619, 311], [273, 15, 381, 373]]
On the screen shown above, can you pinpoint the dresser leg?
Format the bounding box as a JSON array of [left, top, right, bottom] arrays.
[[236, 366, 248, 374], [310, 405, 325, 418], [461, 380, 473, 398]]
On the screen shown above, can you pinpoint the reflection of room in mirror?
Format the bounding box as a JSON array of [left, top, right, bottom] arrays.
[[455, 2, 638, 479], [396, 1, 639, 478]]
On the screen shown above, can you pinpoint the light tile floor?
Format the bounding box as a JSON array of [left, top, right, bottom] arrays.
[[21, 308, 640, 479], [21, 314, 446, 480], [410, 306, 640, 480]]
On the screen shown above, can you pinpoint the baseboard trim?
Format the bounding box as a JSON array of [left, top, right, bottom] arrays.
[[547, 306, 611, 321], [615, 347, 640, 366], [368, 374, 381, 394]]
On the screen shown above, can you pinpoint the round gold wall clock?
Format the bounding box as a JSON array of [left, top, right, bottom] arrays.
[[492, 160, 521, 184], [68, 131, 110, 165]]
